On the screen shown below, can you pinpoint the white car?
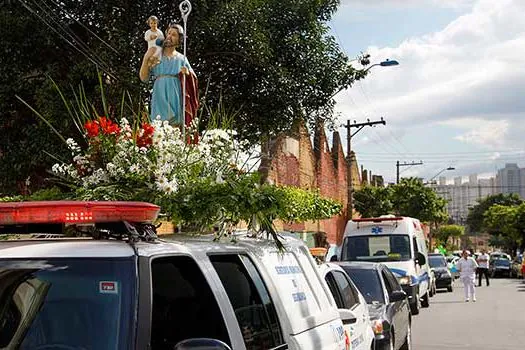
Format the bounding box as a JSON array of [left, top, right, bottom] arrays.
[[319, 263, 375, 350]]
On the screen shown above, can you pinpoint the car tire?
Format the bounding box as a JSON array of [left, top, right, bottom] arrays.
[[388, 331, 395, 350], [400, 322, 412, 350], [447, 284, 453, 292], [421, 291, 430, 308], [410, 298, 420, 315]]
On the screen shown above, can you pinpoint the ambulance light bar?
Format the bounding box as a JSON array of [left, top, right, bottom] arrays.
[[0, 201, 160, 225]]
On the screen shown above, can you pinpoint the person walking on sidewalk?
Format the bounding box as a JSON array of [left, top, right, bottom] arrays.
[[476, 249, 490, 286], [456, 249, 479, 302]]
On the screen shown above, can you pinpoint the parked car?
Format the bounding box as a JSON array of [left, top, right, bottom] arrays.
[[320, 263, 375, 350], [428, 253, 453, 292], [339, 216, 431, 315], [336, 262, 412, 350], [489, 257, 512, 277], [0, 201, 351, 350], [510, 256, 524, 278]]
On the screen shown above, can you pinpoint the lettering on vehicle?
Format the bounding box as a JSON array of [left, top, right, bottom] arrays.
[[99, 281, 118, 294], [292, 292, 306, 302], [275, 265, 302, 275]]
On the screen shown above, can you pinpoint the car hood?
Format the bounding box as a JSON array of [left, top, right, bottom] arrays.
[[367, 302, 387, 320], [432, 267, 449, 273]]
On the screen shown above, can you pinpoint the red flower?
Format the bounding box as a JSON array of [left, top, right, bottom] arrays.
[[84, 120, 100, 138], [136, 123, 155, 147], [98, 116, 121, 135]]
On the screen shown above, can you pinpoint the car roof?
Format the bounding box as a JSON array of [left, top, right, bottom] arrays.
[[0, 239, 135, 258], [335, 261, 382, 271], [0, 233, 304, 259]]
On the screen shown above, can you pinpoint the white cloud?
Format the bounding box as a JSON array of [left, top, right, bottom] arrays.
[[336, 0, 525, 152]]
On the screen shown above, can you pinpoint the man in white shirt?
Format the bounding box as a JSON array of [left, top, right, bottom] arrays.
[[476, 249, 490, 287], [456, 249, 479, 302]]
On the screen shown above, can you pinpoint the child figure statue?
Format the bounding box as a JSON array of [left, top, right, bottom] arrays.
[[144, 16, 164, 67]]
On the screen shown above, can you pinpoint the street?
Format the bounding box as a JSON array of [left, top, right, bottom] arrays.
[[412, 278, 525, 349]]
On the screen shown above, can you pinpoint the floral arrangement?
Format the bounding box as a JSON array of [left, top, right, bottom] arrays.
[[47, 114, 342, 239], [52, 115, 251, 201]]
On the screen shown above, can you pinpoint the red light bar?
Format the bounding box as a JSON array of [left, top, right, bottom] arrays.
[[352, 217, 404, 223], [0, 201, 160, 225]]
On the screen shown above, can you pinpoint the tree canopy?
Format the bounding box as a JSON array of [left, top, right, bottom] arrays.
[[434, 224, 464, 246], [482, 203, 525, 252], [353, 186, 393, 218], [0, 0, 364, 195], [353, 178, 448, 224], [466, 193, 523, 234]]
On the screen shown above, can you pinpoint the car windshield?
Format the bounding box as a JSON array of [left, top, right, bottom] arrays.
[[340, 267, 384, 304], [341, 235, 411, 262], [429, 256, 447, 268], [0, 257, 136, 350], [494, 259, 510, 266]]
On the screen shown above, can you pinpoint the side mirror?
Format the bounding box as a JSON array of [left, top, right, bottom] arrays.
[[416, 252, 426, 266], [389, 290, 407, 303], [338, 308, 357, 325], [330, 255, 339, 262], [174, 338, 232, 350]]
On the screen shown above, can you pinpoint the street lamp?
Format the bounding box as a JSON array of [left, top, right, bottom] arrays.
[[364, 59, 400, 72], [428, 167, 456, 184]]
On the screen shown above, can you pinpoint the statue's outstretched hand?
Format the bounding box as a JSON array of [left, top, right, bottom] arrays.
[[180, 66, 189, 75]]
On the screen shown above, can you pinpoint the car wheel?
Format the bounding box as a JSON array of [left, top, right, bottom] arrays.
[[400, 322, 412, 350], [421, 291, 430, 308], [447, 284, 453, 292], [388, 331, 395, 350], [410, 297, 420, 315]]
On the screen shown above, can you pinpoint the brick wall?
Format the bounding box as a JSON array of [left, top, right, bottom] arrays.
[[260, 121, 362, 245]]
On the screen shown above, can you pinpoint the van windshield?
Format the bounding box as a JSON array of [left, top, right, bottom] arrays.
[[0, 257, 136, 350], [341, 235, 412, 262]]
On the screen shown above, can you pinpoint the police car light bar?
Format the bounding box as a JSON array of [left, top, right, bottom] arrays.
[[353, 217, 404, 223], [0, 201, 160, 225]]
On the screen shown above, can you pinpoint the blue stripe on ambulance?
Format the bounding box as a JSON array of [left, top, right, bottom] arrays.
[[389, 268, 429, 285]]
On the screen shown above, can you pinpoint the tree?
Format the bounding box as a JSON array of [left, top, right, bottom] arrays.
[[390, 178, 448, 223], [483, 203, 525, 253], [353, 186, 393, 218], [466, 193, 523, 234], [1, 0, 364, 195], [435, 224, 464, 247]]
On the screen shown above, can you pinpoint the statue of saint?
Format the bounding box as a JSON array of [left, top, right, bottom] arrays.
[[139, 22, 199, 127]]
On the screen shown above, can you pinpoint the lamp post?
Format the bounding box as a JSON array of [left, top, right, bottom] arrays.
[[428, 167, 456, 184], [344, 58, 399, 219]]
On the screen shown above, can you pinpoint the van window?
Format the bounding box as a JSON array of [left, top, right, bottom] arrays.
[[209, 254, 285, 350], [325, 271, 359, 310], [342, 235, 411, 262], [150, 256, 230, 350], [0, 258, 135, 350]]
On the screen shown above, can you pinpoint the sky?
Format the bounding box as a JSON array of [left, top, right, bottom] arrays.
[[330, 0, 525, 184]]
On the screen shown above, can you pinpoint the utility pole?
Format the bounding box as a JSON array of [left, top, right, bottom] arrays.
[[344, 118, 386, 219], [396, 160, 424, 184]]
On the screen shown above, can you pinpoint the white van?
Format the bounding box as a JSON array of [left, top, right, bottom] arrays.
[[338, 216, 430, 315]]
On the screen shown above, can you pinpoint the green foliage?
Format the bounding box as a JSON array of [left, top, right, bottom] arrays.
[[391, 178, 448, 223], [435, 224, 464, 245], [466, 193, 523, 233], [353, 178, 448, 224], [482, 203, 525, 251], [353, 186, 393, 217]]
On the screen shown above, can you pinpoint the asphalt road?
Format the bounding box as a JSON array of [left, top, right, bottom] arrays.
[[411, 277, 525, 350]]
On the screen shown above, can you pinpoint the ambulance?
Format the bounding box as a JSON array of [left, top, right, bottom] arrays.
[[338, 216, 431, 315]]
